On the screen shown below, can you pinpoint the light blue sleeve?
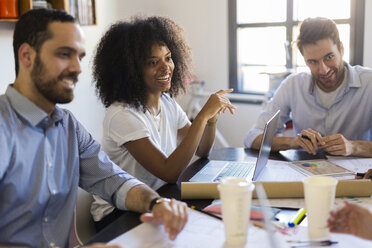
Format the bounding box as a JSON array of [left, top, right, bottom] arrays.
[[69, 111, 142, 207], [0, 122, 9, 179], [244, 78, 293, 148], [0, 107, 12, 179], [114, 180, 145, 210]]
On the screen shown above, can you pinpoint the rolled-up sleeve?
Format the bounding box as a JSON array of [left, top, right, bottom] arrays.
[[75, 116, 143, 207], [114, 180, 144, 210]]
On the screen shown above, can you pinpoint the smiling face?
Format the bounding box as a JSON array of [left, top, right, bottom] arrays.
[[30, 22, 86, 105], [142, 42, 174, 95], [302, 38, 345, 93]]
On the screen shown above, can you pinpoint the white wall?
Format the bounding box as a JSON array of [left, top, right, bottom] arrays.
[[0, 22, 15, 94], [1, 0, 371, 147]]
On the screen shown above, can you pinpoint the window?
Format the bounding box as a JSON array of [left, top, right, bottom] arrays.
[[229, 0, 365, 95]]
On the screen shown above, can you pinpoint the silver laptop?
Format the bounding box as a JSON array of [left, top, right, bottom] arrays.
[[189, 110, 280, 182]]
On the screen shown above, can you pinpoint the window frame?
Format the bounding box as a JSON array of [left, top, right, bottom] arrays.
[[228, 0, 365, 95]]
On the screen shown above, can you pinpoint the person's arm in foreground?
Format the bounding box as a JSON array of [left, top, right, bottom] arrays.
[[328, 201, 372, 240], [125, 89, 236, 183], [125, 184, 188, 240], [87, 184, 188, 248], [77, 122, 187, 246], [87, 185, 187, 248], [88, 184, 188, 248]]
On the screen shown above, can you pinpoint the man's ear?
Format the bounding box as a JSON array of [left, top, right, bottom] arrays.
[[339, 42, 344, 57], [18, 43, 36, 69]]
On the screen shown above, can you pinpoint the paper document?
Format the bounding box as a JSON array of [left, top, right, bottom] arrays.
[[288, 159, 354, 176], [288, 225, 372, 247], [254, 159, 306, 181], [108, 208, 288, 248], [327, 156, 372, 173], [107, 206, 372, 248]]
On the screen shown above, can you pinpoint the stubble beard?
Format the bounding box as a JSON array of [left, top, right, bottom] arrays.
[[315, 61, 345, 91], [31, 54, 78, 104]]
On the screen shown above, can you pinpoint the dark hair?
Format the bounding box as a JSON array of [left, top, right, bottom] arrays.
[[93, 16, 192, 109], [296, 17, 341, 55], [13, 8, 75, 75]]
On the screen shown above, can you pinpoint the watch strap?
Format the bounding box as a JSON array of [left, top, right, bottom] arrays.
[[148, 197, 170, 212]]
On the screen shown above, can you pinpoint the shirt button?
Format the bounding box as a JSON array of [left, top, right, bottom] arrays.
[[44, 217, 48, 222], [48, 162, 52, 168], [49, 242, 55, 247], [52, 190, 57, 195]]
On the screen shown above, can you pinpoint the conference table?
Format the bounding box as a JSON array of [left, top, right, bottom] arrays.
[[86, 147, 327, 244]]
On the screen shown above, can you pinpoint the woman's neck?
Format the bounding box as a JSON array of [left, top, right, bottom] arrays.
[[145, 93, 162, 115]]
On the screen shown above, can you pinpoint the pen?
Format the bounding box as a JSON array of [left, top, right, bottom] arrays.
[[288, 240, 338, 247], [301, 134, 311, 141], [288, 208, 306, 227], [190, 205, 222, 220], [356, 172, 366, 177], [355, 172, 372, 180], [253, 220, 287, 230]]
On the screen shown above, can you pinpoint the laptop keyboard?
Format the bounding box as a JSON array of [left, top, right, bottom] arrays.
[[214, 161, 255, 182]]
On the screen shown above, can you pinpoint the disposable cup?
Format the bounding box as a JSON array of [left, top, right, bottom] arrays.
[[303, 176, 338, 239], [218, 177, 255, 246]]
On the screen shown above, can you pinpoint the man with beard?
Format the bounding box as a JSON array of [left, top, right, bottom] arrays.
[[0, 8, 188, 247], [245, 17, 372, 157]]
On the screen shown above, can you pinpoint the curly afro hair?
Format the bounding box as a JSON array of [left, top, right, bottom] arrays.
[[93, 16, 192, 110]]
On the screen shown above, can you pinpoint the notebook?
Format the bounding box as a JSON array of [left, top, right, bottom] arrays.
[[289, 159, 354, 176], [189, 110, 280, 182]]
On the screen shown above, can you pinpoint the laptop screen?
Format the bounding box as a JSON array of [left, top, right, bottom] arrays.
[[252, 110, 280, 180], [188, 109, 280, 183]]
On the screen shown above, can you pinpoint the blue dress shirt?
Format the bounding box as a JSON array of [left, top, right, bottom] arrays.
[[0, 85, 142, 247], [245, 63, 372, 148]]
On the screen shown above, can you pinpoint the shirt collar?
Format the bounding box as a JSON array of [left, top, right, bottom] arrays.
[[345, 62, 361, 88], [5, 85, 63, 127]]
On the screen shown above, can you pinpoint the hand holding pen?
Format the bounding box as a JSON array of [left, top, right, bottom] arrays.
[[355, 169, 372, 179], [320, 134, 354, 156], [296, 128, 325, 155]]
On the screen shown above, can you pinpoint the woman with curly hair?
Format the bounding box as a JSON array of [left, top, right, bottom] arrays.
[[91, 16, 235, 231]]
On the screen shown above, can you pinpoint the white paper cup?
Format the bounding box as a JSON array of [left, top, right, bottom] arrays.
[[303, 176, 338, 239], [218, 177, 255, 246]]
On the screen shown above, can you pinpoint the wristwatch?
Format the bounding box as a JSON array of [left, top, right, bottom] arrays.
[[149, 197, 171, 212]]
